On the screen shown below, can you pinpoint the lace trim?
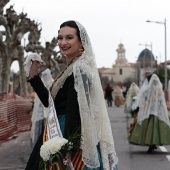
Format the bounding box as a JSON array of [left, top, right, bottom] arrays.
[[73, 54, 118, 169]]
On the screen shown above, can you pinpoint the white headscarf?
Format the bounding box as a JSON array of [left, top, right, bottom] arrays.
[[125, 83, 139, 108], [137, 74, 170, 127], [73, 21, 118, 169], [131, 78, 149, 110]]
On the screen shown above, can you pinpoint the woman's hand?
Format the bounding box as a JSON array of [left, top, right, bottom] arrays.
[[29, 60, 42, 77]]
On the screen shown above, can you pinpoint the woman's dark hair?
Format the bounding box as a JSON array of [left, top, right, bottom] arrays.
[[59, 20, 81, 41], [147, 74, 152, 82]]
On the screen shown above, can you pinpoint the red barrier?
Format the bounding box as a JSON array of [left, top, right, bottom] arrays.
[[0, 95, 33, 142]]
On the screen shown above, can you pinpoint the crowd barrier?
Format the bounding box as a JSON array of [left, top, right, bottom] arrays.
[[0, 94, 33, 142], [0, 91, 170, 143]]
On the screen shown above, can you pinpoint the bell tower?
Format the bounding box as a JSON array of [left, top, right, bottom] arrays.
[[115, 43, 128, 65]]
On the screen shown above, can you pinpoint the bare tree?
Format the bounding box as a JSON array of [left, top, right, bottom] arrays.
[[0, 4, 41, 94]]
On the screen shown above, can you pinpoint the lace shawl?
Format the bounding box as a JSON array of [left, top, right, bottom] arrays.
[[73, 21, 118, 169], [125, 83, 139, 108], [131, 79, 149, 110], [137, 74, 170, 127]]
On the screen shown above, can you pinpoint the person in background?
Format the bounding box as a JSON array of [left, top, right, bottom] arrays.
[[112, 84, 125, 107], [30, 68, 54, 148], [128, 72, 170, 153], [25, 20, 118, 170], [104, 83, 113, 107], [124, 82, 139, 116]]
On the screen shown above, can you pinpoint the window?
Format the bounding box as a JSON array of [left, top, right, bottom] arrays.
[[119, 68, 122, 75]]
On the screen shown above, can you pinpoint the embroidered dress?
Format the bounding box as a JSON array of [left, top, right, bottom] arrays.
[[58, 116, 118, 170], [128, 74, 170, 146]]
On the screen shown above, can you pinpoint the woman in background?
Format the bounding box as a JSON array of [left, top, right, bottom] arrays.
[[30, 68, 54, 147], [124, 82, 139, 116], [112, 85, 125, 107], [128, 74, 170, 153]]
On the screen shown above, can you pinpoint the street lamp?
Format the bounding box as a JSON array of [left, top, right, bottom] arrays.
[[146, 18, 167, 90]]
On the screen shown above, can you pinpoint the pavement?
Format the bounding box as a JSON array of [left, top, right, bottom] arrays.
[[0, 131, 32, 170], [0, 102, 170, 170]]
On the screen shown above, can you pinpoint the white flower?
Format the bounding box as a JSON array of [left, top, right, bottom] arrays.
[[40, 137, 68, 161]]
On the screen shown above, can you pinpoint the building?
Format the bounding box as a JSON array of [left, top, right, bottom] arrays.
[[99, 44, 157, 88], [136, 48, 156, 86], [99, 43, 136, 86]]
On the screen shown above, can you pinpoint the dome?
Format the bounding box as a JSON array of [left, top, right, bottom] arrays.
[[137, 48, 155, 61]]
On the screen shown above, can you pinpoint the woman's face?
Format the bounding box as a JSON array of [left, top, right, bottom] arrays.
[[58, 26, 82, 59]]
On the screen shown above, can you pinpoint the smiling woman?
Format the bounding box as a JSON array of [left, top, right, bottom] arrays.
[[25, 20, 118, 170], [57, 23, 83, 65]]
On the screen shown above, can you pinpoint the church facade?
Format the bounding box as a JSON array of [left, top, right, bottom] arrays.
[[99, 43, 137, 85]]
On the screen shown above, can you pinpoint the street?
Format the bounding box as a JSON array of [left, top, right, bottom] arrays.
[[1, 104, 170, 170], [0, 131, 32, 170], [108, 105, 170, 170]]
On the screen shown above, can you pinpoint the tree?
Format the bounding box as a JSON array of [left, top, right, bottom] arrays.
[[154, 67, 170, 89], [0, 1, 66, 95], [0, 4, 42, 94]]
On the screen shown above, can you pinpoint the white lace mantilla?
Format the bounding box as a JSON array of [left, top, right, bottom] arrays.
[[72, 52, 118, 169], [125, 83, 139, 109], [76, 21, 118, 169], [137, 74, 170, 127]]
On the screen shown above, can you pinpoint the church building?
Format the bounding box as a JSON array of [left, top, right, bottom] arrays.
[[99, 43, 137, 85]]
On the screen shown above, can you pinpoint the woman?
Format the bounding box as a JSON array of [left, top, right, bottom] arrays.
[[25, 21, 118, 170], [128, 74, 170, 153], [112, 85, 124, 107], [124, 82, 139, 115]]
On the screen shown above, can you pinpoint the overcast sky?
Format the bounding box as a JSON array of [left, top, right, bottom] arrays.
[[4, 0, 170, 71]]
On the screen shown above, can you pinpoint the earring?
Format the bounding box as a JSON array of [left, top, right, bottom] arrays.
[[79, 48, 84, 54]]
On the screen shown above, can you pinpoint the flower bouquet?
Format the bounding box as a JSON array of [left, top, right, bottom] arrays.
[[39, 129, 81, 170]]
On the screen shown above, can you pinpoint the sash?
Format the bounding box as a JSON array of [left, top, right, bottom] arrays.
[[46, 93, 62, 140], [43, 92, 75, 170]]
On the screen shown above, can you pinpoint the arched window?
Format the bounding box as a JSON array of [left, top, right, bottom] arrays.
[[119, 68, 122, 75]]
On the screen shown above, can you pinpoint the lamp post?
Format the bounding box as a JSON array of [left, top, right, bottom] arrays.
[[146, 18, 167, 90]]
